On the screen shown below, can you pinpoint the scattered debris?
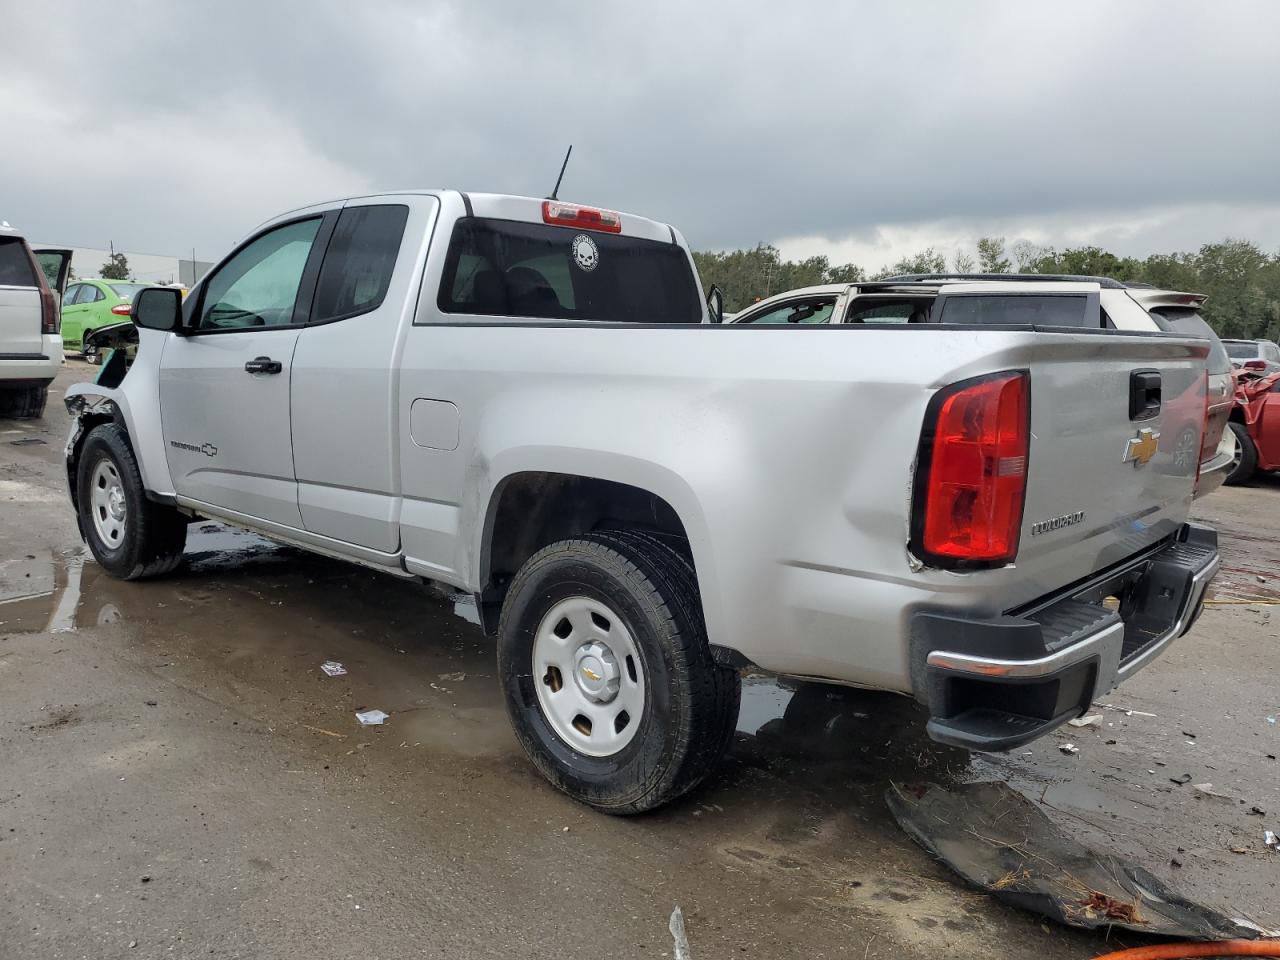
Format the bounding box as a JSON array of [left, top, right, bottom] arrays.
[[1068, 714, 1103, 729], [1249, 806, 1266, 817], [300, 723, 346, 739], [144, 700, 157, 707], [9, 437, 46, 446], [1059, 743, 1080, 755], [1170, 774, 1193, 785], [886, 781, 1261, 939], [1098, 703, 1157, 718], [438, 671, 466, 682], [669, 905, 692, 960], [1191, 783, 1233, 801], [320, 661, 347, 677], [1265, 831, 1278, 851], [355, 709, 389, 726]]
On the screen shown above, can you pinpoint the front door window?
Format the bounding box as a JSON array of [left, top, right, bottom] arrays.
[[198, 218, 321, 331]]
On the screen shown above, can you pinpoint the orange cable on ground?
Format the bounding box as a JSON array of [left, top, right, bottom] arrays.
[[1093, 941, 1280, 960]]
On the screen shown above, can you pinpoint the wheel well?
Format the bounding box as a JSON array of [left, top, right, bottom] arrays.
[[1228, 407, 1246, 425], [66, 406, 124, 525], [478, 472, 693, 632]]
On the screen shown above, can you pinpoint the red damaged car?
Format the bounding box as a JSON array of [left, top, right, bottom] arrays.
[[1226, 366, 1280, 484]]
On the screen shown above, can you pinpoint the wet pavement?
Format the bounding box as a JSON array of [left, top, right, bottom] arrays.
[[1, 363, 1277, 959]]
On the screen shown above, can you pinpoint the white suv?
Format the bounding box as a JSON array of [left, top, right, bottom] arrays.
[[0, 221, 71, 418]]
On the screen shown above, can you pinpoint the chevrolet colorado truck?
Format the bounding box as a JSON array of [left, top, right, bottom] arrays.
[[64, 191, 1220, 813]]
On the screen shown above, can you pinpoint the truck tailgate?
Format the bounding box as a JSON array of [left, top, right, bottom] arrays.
[[1016, 334, 1207, 585]]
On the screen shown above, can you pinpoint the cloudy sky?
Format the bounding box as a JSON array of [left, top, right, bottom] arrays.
[[4, 0, 1279, 272]]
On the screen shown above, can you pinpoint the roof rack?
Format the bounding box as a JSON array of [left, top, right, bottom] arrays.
[[877, 272, 1130, 290]]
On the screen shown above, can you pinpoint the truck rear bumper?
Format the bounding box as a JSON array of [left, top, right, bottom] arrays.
[[914, 523, 1219, 752]]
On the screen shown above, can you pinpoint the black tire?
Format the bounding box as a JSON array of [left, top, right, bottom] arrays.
[[1225, 421, 1258, 486], [0, 382, 49, 419], [498, 530, 741, 814], [76, 424, 188, 579]]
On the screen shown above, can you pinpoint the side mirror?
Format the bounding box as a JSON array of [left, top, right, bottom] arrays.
[[706, 285, 724, 324], [131, 286, 183, 332]]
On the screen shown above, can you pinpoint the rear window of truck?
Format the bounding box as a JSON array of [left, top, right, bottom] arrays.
[[437, 218, 702, 324], [0, 237, 37, 287]]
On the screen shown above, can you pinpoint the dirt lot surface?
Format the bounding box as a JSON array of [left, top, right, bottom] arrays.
[[2, 363, 1277, 959]]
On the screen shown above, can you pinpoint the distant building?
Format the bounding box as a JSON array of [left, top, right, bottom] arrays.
[[32, 243, 215, 287]]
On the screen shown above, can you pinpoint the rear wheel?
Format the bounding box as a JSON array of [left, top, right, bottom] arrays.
[[76, 424, 188, 579], [498, 530, 740, 814], [0, 382, 49, 419], [1225, 421, 1257, 485]]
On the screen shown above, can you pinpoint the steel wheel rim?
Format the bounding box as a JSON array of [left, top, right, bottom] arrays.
[[1231, 437, 1244, 473], [89, 459, 127, 548], [532, 596, 646, 757]]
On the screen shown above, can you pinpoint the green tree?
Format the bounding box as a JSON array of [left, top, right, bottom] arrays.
[[100, 251, 130, 280], [1010, 240, 1049, 272], [876, 248, 947, 279], [825, 262, 865, 284], [975, 237, 1010, 273]]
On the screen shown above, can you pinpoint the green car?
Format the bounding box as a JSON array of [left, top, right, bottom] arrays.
[[60, 278, 156, 354]]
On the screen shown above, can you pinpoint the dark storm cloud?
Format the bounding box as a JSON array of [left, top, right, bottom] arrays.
[[4, 0, 1278, 261]]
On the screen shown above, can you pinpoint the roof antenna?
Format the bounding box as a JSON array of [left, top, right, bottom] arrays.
[[547, 144, 573, 201]]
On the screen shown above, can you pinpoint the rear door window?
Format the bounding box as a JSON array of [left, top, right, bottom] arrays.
[[843, 300, 931, 324], [936, 294, 1095, 327], [311, 204, 409, 323], [437, 218, 701, 323], [0, 237, 37, 287], [107, 282, 148, 300]]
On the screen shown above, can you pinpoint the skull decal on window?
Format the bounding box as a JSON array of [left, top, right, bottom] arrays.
[[571, 234, 599, 272]]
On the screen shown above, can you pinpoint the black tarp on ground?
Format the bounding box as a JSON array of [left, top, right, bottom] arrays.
[[886, 780, 1262, 939]]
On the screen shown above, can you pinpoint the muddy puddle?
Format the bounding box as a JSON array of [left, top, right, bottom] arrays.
[[5, 521, 1275, 933]]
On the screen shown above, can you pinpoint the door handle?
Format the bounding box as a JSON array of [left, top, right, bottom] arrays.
[[1129, 369, 1161, 420], [244, 356, 283, 375]]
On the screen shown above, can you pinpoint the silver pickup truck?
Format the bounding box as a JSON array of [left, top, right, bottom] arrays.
[[64, 191, 1220, 813]]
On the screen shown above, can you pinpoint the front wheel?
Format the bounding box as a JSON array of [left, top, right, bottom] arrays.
[[498, 530, 740, 814], [76, 424, 189, 579], [1225, 421, 1257, 486]]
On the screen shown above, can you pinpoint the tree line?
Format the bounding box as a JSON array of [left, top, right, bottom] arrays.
[[693, 237, 1280, 340]]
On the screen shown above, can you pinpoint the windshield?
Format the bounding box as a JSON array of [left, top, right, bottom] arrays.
[[437, 218, 702, 323], [107, 282, 148, 301], [1223, 341, 1260, 360], [1149, 308, 1232, 376]]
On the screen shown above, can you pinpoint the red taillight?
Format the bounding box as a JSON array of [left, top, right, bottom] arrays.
[[913, 371, 1030, 568], [541, 200, 622, 233], [1242, 359, 1267, 371], [111, 303, 132, 316], [39, 287, 59, 335]]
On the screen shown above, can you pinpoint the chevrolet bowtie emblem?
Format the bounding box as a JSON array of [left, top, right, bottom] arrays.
[[582, 667, 601, 682], [1123, 427, 1160, 467]]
